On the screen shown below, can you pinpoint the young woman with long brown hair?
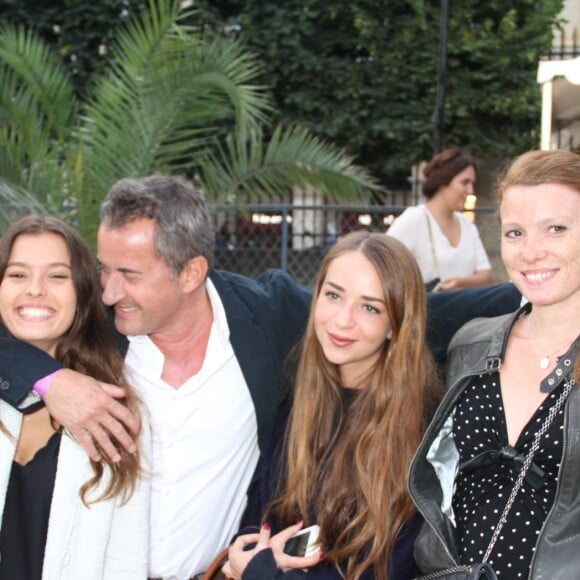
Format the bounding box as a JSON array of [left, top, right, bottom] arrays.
[[223, 231, 441, 579], [0, 215, 148, 579]]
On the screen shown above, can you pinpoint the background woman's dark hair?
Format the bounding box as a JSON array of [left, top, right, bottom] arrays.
[[422, 148, 478, 199], [0, 215, 141, 505]]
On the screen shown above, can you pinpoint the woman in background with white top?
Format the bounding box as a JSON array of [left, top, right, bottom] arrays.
[[387, 148, 493, 291]]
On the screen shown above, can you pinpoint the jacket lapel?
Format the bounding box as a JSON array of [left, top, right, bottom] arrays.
[[210, 271, 279, 456]]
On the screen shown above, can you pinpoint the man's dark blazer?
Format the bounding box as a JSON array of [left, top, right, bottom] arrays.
[[210, 269, 311, 454]]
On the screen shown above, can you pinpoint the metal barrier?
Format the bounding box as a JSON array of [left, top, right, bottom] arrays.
[[0, 202, 504, 286], [211, 204, 504, 286]]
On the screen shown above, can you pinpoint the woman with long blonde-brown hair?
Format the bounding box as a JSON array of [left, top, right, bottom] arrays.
[[224, 231, 441, 580]]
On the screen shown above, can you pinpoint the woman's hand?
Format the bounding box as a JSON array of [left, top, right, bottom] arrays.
[[222, 522, 323, 579], [439, 269, 493, 291], [438, 277, 460, 291], [222, 530, 263, 580], [267, 521, 323, 572]]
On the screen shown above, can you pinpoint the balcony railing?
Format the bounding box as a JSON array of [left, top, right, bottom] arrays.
[[542, 26, 579, 60]]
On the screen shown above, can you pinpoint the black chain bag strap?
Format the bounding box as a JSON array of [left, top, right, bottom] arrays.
[[415, 376, 575, 580]]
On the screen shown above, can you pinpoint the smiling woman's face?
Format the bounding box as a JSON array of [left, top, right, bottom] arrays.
[[500, 182, 580, 309], [314, 250, 392, 388], [0, 232, 76, 356]]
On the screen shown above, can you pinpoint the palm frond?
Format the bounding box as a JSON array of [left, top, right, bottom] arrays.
[[0, 23, 77, 131], [0, 0, 379, 246], [199, 126, 381, 202], [82, 17, 274, 194], [181, 38, 272, 136], [108, 0, 271, 133], [106, 0, 183, 81], [0, 178, 49, 230], [0, 24, 79, 208]]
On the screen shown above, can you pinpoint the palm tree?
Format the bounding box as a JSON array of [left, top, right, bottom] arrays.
[[0, 0, 379, 245]]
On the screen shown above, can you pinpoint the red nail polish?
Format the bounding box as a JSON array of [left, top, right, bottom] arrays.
[[319, 551, 326, 559], [262, 522, 270, 530]]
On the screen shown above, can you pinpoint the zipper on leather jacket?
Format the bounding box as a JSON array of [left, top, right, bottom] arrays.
[[414, 503, 460, 570]]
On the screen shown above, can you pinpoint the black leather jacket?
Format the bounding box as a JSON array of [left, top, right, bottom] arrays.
[[408, 306, 580, 580]]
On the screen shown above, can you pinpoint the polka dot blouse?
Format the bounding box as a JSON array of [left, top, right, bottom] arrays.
[[452, 372, 565, 578]]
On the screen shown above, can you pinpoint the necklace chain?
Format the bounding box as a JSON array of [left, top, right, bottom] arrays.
[[528, 314, 575, 369]]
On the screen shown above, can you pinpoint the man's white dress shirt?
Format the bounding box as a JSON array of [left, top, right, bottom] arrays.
[[125, 279, 259, 579]]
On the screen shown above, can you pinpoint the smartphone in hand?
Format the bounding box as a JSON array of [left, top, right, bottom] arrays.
[[283, 525, 321, 557]]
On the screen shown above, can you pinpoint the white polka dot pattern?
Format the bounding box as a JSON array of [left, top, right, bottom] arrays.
[[452, 373, 564, 578]]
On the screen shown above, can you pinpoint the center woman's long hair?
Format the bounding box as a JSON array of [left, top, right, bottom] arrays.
[[0, 215, 141, 505], [270, 232, 441, 580]]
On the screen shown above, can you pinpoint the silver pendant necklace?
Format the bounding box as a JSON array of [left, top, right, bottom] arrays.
[[528, 315, 574, 369]]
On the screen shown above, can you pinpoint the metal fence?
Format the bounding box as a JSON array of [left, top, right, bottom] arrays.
[[0, 201, 505, 286], [211, 204, 505, 286]]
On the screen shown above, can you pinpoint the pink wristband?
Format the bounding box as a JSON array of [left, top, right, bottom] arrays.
[[33, 370, 61, 399]]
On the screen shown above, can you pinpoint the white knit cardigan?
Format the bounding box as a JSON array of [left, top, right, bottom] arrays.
[[0, 401, 149, 579]]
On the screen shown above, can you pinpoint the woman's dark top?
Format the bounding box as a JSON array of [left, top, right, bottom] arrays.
[[241, 387, 422, 579], [243, 514, 422, 579], [452, 373, 564, 579], [0, 431, 60, 580]]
